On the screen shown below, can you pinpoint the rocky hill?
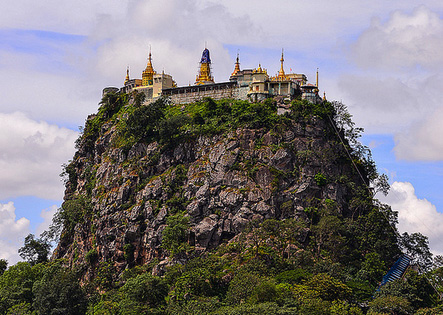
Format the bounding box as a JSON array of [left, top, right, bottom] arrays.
[[53, 93, 399, 281]]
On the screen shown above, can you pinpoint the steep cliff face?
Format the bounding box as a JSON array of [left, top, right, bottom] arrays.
[[54, 95, 384, 279]]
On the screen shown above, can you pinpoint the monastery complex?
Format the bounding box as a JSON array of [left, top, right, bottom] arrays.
[[103, 48, 323, 105]]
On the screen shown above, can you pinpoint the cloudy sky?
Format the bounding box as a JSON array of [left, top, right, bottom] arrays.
[[1, 0, 443, 264]]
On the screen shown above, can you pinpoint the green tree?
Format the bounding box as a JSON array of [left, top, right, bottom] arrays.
[[225, 270, 261, 305], [45, 196, 92, 245], [368, 295, 413, 315], [214, 302, 297, 315], [89, 300, 120, 315], [98, 91, 127, 120], [330, 300, 363, 315], [247, 280, 278, 304], [399, 232, 433, 271], [429, 255, 443, 296], [76, 91, 127, 151], [166, 297, 220, 315], [415, 305, 443, 314], [18, 234, 50, 266], [132, 90, 146, 107], [158, 114, 190, 145], [357, 252, 386, 286], [32, 263, 87, 315], [303, 273, 352, 301], [275, 268, 311, 285], [348, 206, 401, 267], [375, 271, 436, 311], [373, 173, 390, 196], [170, 267, 217, 304], [161, 212, 189, 256], [6, 301, 35, 315], [312, 215, 347, 261], [119, 273, 168, 310], [0, 262, 44, 314], [0, 259, 7, 275], [121, 97, 167, 144]]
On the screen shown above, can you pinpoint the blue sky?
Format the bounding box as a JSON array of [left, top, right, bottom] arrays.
[[1, 0, 443, 263], [363, 134, 443, 210]]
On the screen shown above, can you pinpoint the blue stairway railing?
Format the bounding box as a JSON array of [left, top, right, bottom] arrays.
[[377, 255, 411, 291]]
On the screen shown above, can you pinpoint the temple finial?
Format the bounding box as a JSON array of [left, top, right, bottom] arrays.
[[124, 66, 130, 85], [231, 50, 241, 77], [142, 46, 156, 86], [316, 68, 319, 89], [278, 48, 286, 79]]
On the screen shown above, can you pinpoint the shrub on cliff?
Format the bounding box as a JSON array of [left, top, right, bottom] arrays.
[[119, 273, 168, 311], [78, 91, 128, 151], [161, 212, 190, 257]]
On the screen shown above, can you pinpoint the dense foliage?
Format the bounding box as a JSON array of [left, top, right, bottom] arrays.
[[1, 239, 441, 314], [2, 93, 441, 314], [114, 96, 290, 150]]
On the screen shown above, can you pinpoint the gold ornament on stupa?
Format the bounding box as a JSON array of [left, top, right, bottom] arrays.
[[195, 48, 214, 85], [124, 66, 130, 85], [231, 52, 241, 77], [277, 49, 287, 80], [142, 48, 156, 86]]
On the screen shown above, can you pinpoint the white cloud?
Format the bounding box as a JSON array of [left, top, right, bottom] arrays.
[[338, 75, 421, 132], [379, 181, 443, 255], [351, 6, 443, 71], [0, 40, 107, 124], [337, 72, 443, 132], [0, 0, 129, 35], [0, 112, 78, 200], [2, 0, 443, 51], [338, 6, 443, 135], [394, 106, 443, 160], [0, 202, 30, 264]]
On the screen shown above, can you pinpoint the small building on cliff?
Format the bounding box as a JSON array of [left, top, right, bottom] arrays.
[[120, 50, 176, 99]]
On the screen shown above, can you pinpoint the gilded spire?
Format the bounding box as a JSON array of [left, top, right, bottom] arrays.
[[323, 91, 326, 101], [142, 47, 156, 86], [316, 68, 319, 89], [231, 52, 241, 76], [278, 49, 286, 79], [315, 68, 320, 93], [124, 66, 130, 85]]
